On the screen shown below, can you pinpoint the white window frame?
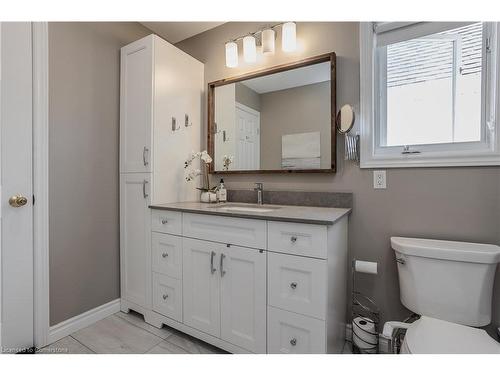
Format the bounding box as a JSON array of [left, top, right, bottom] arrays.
[[360, 22, 500, 168]]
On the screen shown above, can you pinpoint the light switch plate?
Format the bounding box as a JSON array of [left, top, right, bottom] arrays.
[[373, 170, 387, 189]]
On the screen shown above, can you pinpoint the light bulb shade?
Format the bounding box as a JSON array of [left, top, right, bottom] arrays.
[[225, 41, 238, 68], [262, 28, 275, 54], [282, 22, 297, 52], [243, 35, 257, 63]]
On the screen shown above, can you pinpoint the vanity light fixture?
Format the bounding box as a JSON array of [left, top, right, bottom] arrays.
[[224, 22, 297, 68], [225, 41, 238, 68], [282, 22, 297, 52], [262, 28, 275, 54], [243, 34, 257, 63]]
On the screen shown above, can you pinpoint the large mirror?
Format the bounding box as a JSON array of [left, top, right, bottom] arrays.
[[208, 53, 336, 174]]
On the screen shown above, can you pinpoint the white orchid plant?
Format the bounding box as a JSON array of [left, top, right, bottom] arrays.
[[184, 150, 216, 192]]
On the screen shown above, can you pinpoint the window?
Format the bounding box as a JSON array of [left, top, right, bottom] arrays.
[[360, 22, 500, 167]]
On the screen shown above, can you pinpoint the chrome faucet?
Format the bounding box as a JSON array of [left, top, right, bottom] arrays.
[[254, 183, 264, 205]]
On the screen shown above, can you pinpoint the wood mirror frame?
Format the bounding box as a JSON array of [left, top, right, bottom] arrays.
[[207, 52, 337, 174]]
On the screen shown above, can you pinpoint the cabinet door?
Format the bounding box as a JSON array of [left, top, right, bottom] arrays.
[[151, 232, 182, 279], [267, 306, 326, 354], [152, 273, 182, 322], [182, 238, 221, 337], [120, 36, 153, 173], [220, 245, 267, 353], [152, 36, 203, 204], [120, 173, 152, 308], [268, 252, 327, 319]]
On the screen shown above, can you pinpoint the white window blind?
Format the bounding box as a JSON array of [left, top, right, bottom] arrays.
[[386, 23, 483, 88], [359, 22, 500, 168]]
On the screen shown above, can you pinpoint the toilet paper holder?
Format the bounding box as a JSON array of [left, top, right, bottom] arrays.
[[351, 259, 380, 354]]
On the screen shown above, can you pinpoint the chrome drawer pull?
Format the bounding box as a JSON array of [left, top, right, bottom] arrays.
[[161, 218, 168, 225], [162, 294, 168, 300], [162, 252, 168, 258], [210, 251, 216, 274], [142, 180, 149, 199], [220, 253, 226, 277], [290, 338, 297, 346], [143, 146, 149, 166], [290, 236, 297, 243], [290, 282, 297, 289]]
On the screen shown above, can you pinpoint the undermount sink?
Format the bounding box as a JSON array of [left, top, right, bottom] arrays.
[[216, 204, 280, 213]]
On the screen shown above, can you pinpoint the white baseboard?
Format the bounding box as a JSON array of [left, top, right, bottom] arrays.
[[47, 299, 120, 345]]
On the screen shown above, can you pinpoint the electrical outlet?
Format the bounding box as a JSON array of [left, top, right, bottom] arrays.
[[373, 170, 387, 189]]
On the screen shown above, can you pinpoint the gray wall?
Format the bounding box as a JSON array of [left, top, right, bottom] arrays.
[[235, 83, 260, 111], [260, 81, 331, 169], [49, 22, 151, 325], [177, 22, 500, 335]]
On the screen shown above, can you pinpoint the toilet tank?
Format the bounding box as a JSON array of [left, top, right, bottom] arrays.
[[391, 237, 500, 327]]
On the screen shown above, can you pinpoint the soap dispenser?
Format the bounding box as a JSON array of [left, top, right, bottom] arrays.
[[217, 178, 227, 203]]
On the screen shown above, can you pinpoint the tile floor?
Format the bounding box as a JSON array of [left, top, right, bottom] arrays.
[[40, 311, 227, 354], [40, 310, 353, 354]]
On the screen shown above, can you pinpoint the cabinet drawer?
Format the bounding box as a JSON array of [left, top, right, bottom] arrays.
[[152, 232, 182, 279], [152, 272, 182, 322], [151, 210, 182, 235], [183, 213, 266, 249], [268, 221, 327, 259], [267, 307, 326, 354], [268, 252, 327, 319]]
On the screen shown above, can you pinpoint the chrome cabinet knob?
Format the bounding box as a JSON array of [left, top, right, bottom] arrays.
[[162, 252, 168, 258], [162, 294, 168, 300], [161, 219, 168, 225], [290, 338, 297, 346], [290, 282, 297, 289], [290, 236, 297, 243]]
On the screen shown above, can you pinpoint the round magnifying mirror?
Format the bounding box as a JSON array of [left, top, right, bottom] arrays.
[[336, 104, 355, 134]]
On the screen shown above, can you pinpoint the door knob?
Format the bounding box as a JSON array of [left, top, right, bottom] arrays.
[[9, 194, 28, 208]]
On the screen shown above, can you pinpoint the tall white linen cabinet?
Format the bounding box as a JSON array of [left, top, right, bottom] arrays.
[[119, 35, 203, 319]]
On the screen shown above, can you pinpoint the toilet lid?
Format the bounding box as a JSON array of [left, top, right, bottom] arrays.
[[405, 316, 500, 354]]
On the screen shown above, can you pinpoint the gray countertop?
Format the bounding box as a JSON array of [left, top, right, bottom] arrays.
[[149, 201, 351, 225]]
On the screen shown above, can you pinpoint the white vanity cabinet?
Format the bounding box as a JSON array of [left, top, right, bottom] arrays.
[[119, 34, 203, 315], [131, 209, 348, 354], [182, 229, 267, 353]]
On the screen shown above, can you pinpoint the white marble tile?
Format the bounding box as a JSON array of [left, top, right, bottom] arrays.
[[165, 332, 227, 354], [40, 336, 93, 354], [115, 311, 174, 339], [146, 340, 190, 354], [71, 315, 163, 354]]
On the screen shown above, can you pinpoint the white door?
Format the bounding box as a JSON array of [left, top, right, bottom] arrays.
[[0, 22, 34, 351], [120, 36, 153, 173], [235, 103, 260, 170], [220, 245, 266, 353], [182, 238, 220, 337], [120, 173, 152, 309]]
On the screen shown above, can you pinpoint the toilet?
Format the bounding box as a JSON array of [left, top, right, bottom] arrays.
[[390, 236, 500, 354]]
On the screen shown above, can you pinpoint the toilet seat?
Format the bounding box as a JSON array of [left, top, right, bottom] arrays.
[[403, 316, 500, 354]]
